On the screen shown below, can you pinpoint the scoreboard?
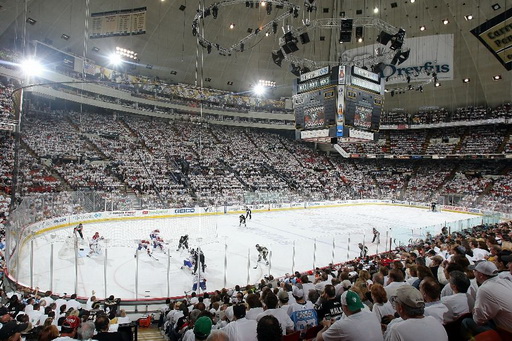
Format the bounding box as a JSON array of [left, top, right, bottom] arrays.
[[293, 65, 384, 143]]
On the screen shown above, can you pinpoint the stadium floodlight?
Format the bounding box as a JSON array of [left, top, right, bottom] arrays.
[[20, 58, 44, 77], [109, 53, 123, 66], [253, 84, 266, 96]]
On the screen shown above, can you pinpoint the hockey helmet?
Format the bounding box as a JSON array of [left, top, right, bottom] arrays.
[[155, 229, 160, 233], [256, 244, 259, 248]]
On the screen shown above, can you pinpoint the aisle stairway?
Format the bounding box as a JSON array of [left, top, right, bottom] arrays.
[[138, 324, 167, 341]]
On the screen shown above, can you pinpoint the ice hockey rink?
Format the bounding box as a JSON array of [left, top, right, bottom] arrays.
[[15, 204, 479, 300]]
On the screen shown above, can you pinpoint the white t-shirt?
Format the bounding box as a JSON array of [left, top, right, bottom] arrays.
[[245, 307, 264, 321], [441, 293, 471, 324], [372, 302, 395, 323], [385, 316, 448, 341], [424, 301, 449, 324], [257, 308, 294, 335], [321, 310, 383, 341], [221, 317, 258, 341]]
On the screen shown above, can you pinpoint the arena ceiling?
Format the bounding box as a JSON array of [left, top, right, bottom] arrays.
[[0, 0, 510, 112]]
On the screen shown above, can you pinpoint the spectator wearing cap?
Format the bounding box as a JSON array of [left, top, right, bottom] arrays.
[[54, 315, 81, 341], [256, 293, 294, 335], [256, 315, 281, 341], [462, 260, 512, 336], [193, 316, 212, 341], [287, 285, 317, 332], [316, 290, 383, 341], [440, 270, 472, 324], [92, 315, 123, 341], [0, 320, 29, 341], [277, 290, 291, 313], [221, 304, 257, 341], [385, 286, 448, 341], [419, 277, 448, 324]]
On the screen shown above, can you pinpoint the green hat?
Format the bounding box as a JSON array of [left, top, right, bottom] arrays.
[[341, 290, 364, 312], [193, 316, 212, 340]]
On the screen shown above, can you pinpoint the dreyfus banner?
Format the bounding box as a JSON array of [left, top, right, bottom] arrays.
[[341, 34, 454, 84], [471, 8, 512, 71]]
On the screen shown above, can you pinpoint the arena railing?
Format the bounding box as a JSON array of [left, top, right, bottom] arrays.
[[4, 190, 503, 312]]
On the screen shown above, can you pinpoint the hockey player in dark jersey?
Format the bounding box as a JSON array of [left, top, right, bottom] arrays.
[[239, 214, 247, 227], [192, 248, 206, 274], [245, 207, 252, 220], [256, 244, 269, 265], [177, 234, 189, 251], [74, 223, 84, 240]]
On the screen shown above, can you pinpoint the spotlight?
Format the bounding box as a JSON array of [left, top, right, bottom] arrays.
[[492, 3, 501, 10], [108, 53, 123, 66], [179, 5, 186, 11], [463, 78, 470, 83], [419, 25, 426, 31], [373, 7, 379, 14], [493, 75, 502, 80], [20, 58, 44, 76], [61, 34, 70, 40], [26, 17, 37, 25], [229, 23, 235, 29], [435, 82, 441, 87], [442, 19, 449, 25], [464, 15, 473, 20], [227, 81, 233, 85], [212, 6, 218, 18], [253, 84, 266, 96]]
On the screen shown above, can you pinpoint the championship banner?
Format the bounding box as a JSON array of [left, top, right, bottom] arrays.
[[471, 8, 512, 71], [341, 34, 454, 84], [90, 7, 146, 38]]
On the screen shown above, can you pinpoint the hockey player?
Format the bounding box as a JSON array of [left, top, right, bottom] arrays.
[[87, 232, 103, 257], [149, 229, 160, 242], [177, 234, 189, 251], [358, 243, 368, 258], [192, 274, 207, 292], [255, 244, 269, 265], [153, 236, 167, 254], [372, 228, 380, 243], [245, 207, 252, 220], [74, 223, 84, 240], [192, 248, 206, 274], [134, 240, 152, 258], [239, 214, 247, 227], [181, 249, 195, 271]]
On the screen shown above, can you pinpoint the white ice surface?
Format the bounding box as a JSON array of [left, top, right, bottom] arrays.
[[16, 205, 476, 299]]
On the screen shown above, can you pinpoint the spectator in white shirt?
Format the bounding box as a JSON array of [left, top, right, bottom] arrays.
[[440, 270, 472, 324], [419, 277, 448, 324]]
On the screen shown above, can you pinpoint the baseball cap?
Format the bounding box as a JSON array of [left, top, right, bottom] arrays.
[[468, 261, 498, 277], [394, 285, 424, 308], [277, 290, 289, 302], [193, 316, 212, 339], [292, 286, 304, 298], [0, 321, 29, 340], [62, 315, 80, 331], [340, 290, 364, 312]]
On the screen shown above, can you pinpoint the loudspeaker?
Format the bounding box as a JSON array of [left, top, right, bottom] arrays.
[[282, 41, 299, 54], [299, 32, 310, 44], [341, 19, 353, 31], [339, 31, 351, 43]]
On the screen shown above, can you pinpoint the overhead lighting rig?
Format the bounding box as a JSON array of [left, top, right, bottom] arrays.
[[192, 0, 300, 55]]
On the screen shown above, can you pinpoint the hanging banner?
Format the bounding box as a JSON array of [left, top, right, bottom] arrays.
[[471, 8, 512, 71]]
